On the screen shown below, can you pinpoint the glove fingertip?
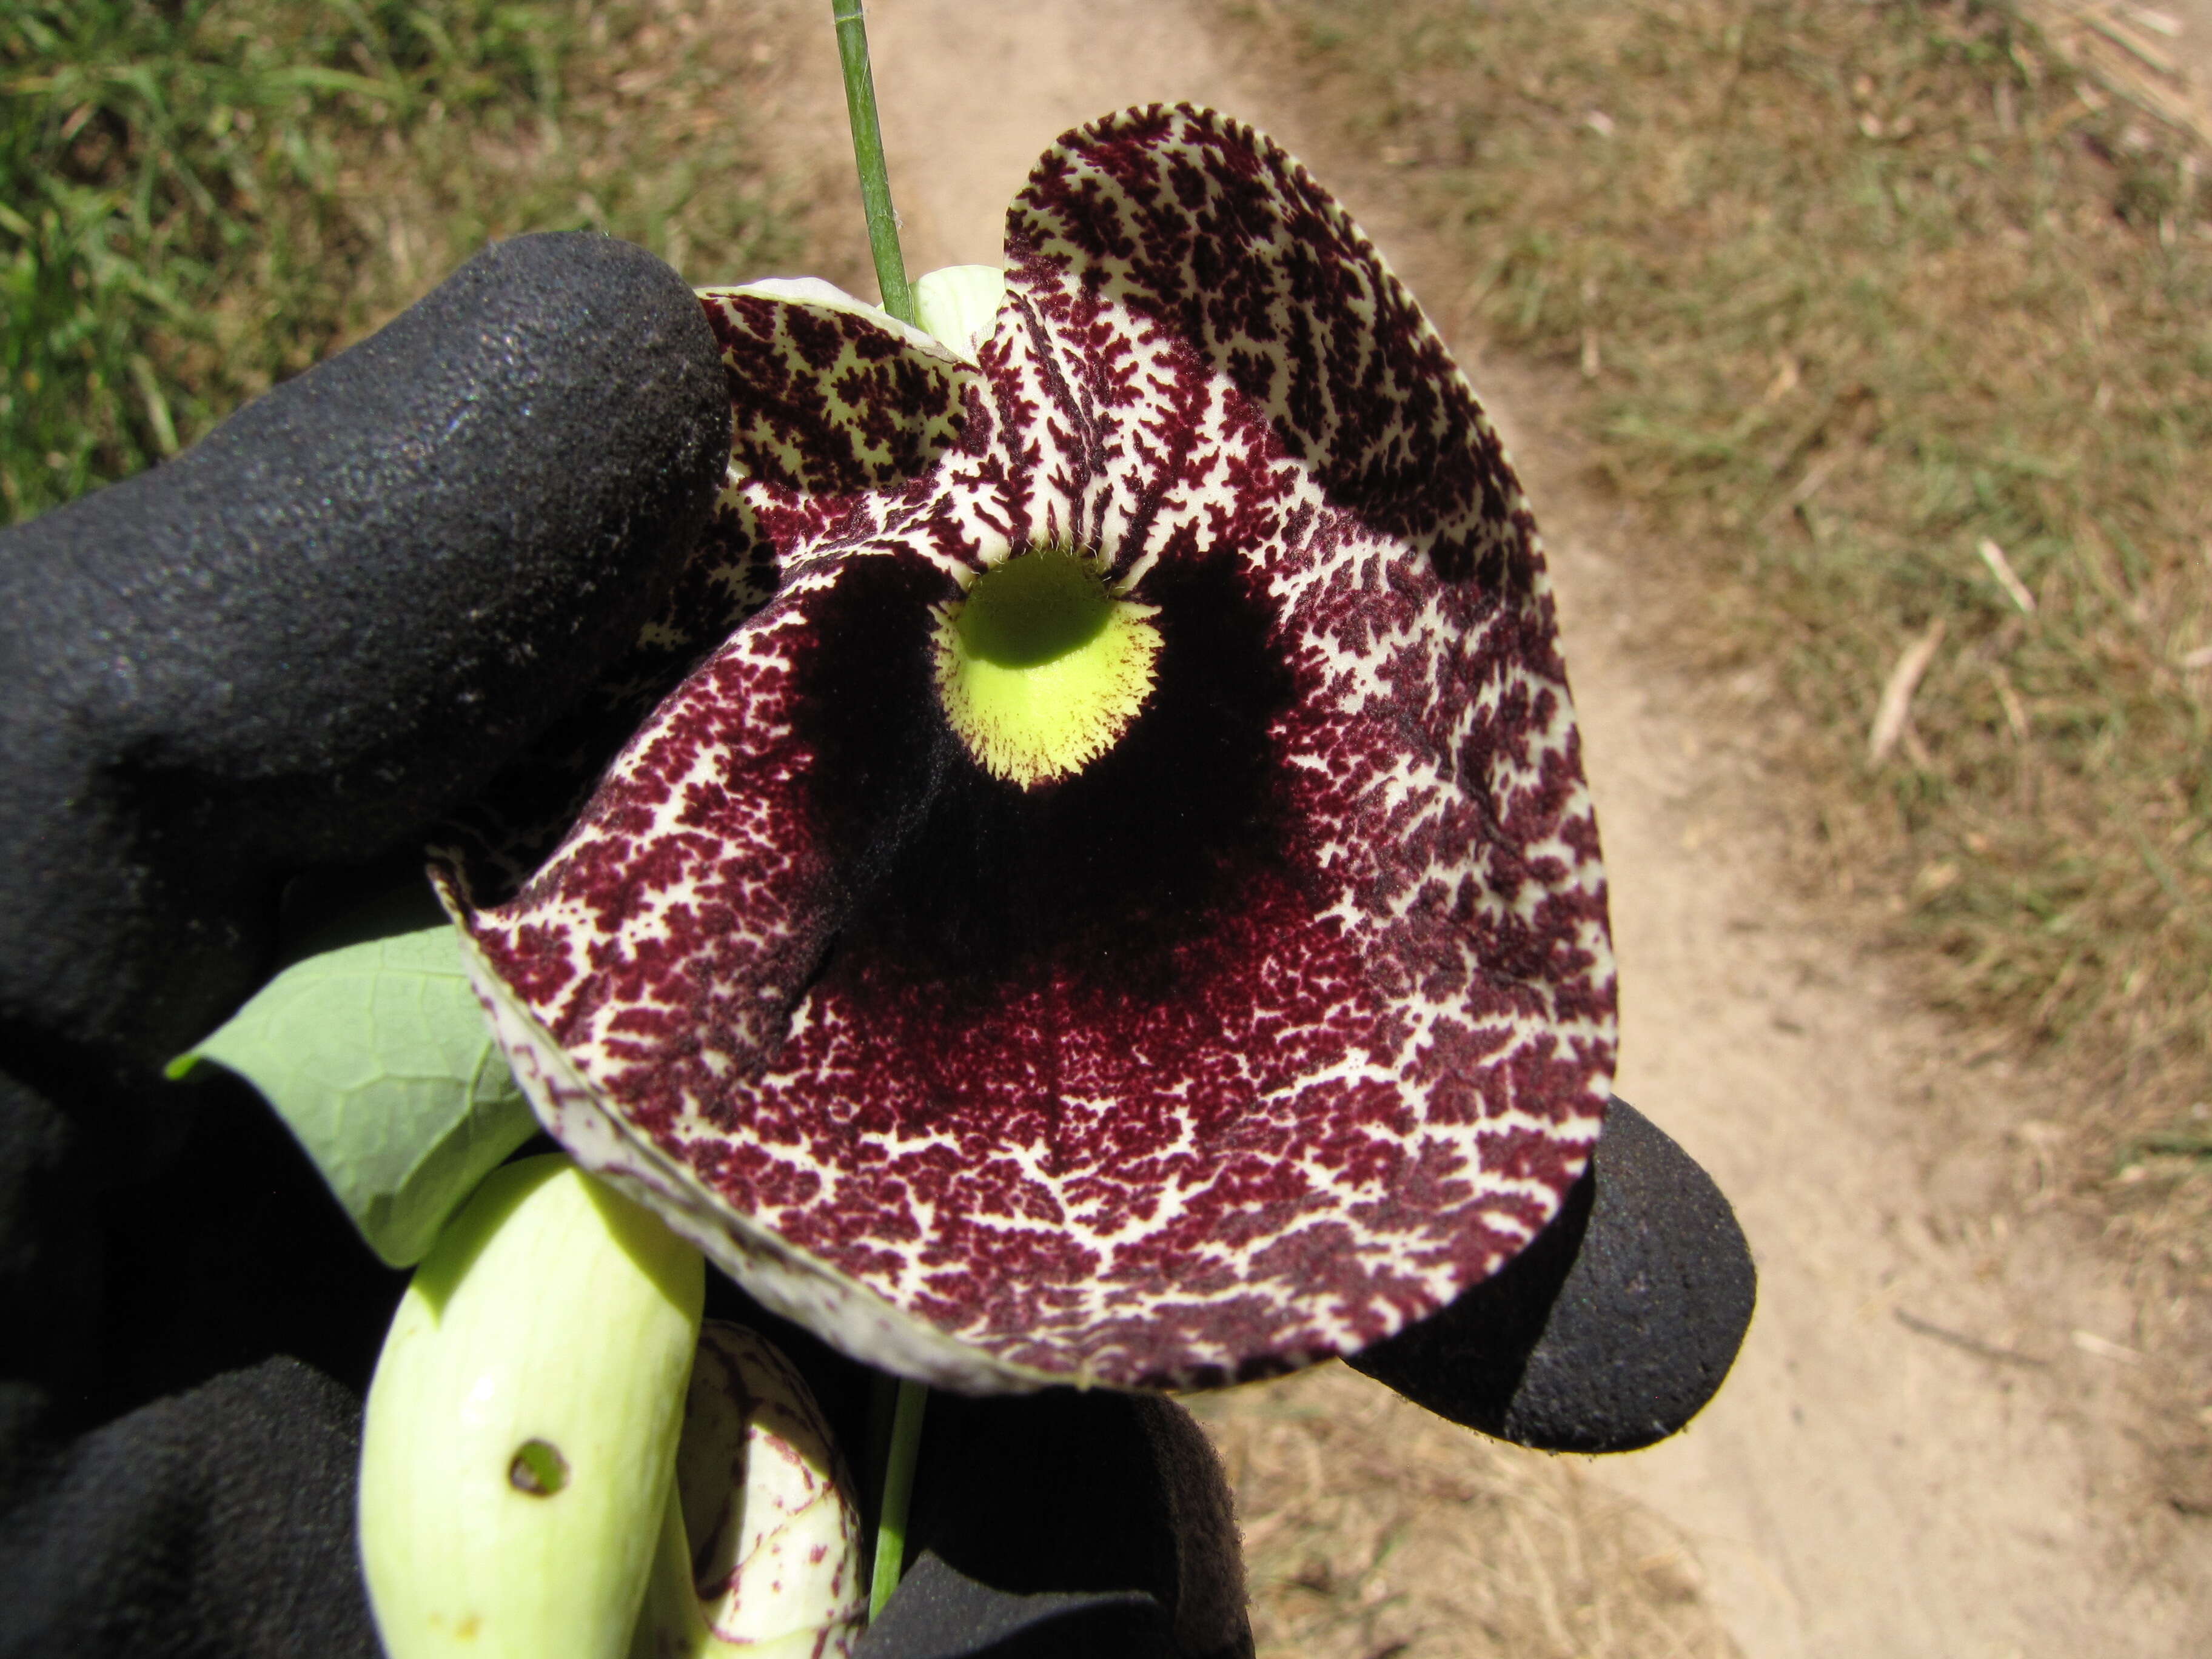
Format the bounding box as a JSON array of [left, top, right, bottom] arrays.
[[857, 1553, 1175, 1659], [1349, 1096, 1755, 1453]]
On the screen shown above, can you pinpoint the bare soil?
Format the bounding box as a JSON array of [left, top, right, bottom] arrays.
[[731, 2, 2212, 1652]]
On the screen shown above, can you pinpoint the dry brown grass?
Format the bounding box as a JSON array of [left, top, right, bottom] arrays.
[[1189, 1366, 1738, 1659], [324, 0, 802, 340], [2019, 0, 2212, 150]]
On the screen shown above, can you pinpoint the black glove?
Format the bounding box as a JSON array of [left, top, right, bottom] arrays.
[[0, 228, 728, 1658], [0, 233, 1752, 1658]]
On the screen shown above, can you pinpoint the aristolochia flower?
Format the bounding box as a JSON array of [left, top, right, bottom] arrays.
[[440, 106, 1616, 1392]]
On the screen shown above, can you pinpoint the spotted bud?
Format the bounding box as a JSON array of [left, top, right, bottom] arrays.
[[629, 1322, 865, 1658]]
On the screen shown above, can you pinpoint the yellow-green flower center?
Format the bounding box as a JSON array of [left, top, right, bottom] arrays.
[[931, 543, 1161, 789]]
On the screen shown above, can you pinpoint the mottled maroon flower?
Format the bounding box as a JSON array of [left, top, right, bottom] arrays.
[[443, 106, 1616, 1392]]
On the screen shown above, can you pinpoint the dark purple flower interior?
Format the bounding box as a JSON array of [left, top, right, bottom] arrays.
[[438, 286, 976, 900]]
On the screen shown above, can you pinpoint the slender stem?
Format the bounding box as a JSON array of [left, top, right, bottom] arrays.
[[863, 1370, 897, 1527], [831, 0, 914, 325], [834, 7, 920, 1619], [866, 1378, 928, 1620]]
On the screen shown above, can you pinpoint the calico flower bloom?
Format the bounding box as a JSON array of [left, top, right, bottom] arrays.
[[441, 106, 1616, 1392]]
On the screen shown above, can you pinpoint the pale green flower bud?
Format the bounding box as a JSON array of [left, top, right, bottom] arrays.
[[359, 1155, 705, 1659]]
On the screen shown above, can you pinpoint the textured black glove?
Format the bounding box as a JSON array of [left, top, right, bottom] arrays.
[[0, 232, 1752, 1658], [0, 229, 728, 1658]]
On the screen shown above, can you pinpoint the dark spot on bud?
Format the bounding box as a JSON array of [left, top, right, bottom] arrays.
[[509, 1438, 569, 1496]]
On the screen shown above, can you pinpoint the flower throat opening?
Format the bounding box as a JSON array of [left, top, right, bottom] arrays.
[[931, 541, 1161, 789]]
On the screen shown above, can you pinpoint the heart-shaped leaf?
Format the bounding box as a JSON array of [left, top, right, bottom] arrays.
[[179, 889, 535, 1267]]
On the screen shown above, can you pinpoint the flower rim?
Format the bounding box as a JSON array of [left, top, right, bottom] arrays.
[[442, 106, 1617, 1392]]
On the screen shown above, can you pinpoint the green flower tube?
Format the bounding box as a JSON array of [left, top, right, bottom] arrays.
[[359, 1155, 705, 1658]]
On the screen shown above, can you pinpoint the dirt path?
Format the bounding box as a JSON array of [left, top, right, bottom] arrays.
[[747, 3, 2212, 1652]]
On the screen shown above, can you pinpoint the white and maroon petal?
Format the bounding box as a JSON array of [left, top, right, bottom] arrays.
[[447, 109, 1614, 1393], [437, 283, 975, 898], [1006, 106, 1530, 590], [698, 279, 971, 502], [642, 280, 976, 687]]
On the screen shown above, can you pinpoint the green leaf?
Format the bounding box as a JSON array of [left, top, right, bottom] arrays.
[[181, 887, 536, 1268]]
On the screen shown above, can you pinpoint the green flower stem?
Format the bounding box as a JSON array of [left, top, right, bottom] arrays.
[[868, 1377, 929, 1620], [831, 0, 914, 326], [865, 1370, 899, 1517]]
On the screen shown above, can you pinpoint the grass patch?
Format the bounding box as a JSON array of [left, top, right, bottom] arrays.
[[1253, 0, 2212, 1199], [2, 0, 796, 523], [1193, 1365, 1737, 1659]]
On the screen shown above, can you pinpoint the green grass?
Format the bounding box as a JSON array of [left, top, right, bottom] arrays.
[[1258, 0, 2212, 1165], [2, 0, 794, 523]]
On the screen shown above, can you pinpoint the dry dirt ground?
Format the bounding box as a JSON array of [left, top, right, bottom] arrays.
[[719, 2, 2212, 1653]]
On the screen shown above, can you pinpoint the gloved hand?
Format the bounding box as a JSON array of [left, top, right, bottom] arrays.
[[0, 232, 1752, 1659]]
